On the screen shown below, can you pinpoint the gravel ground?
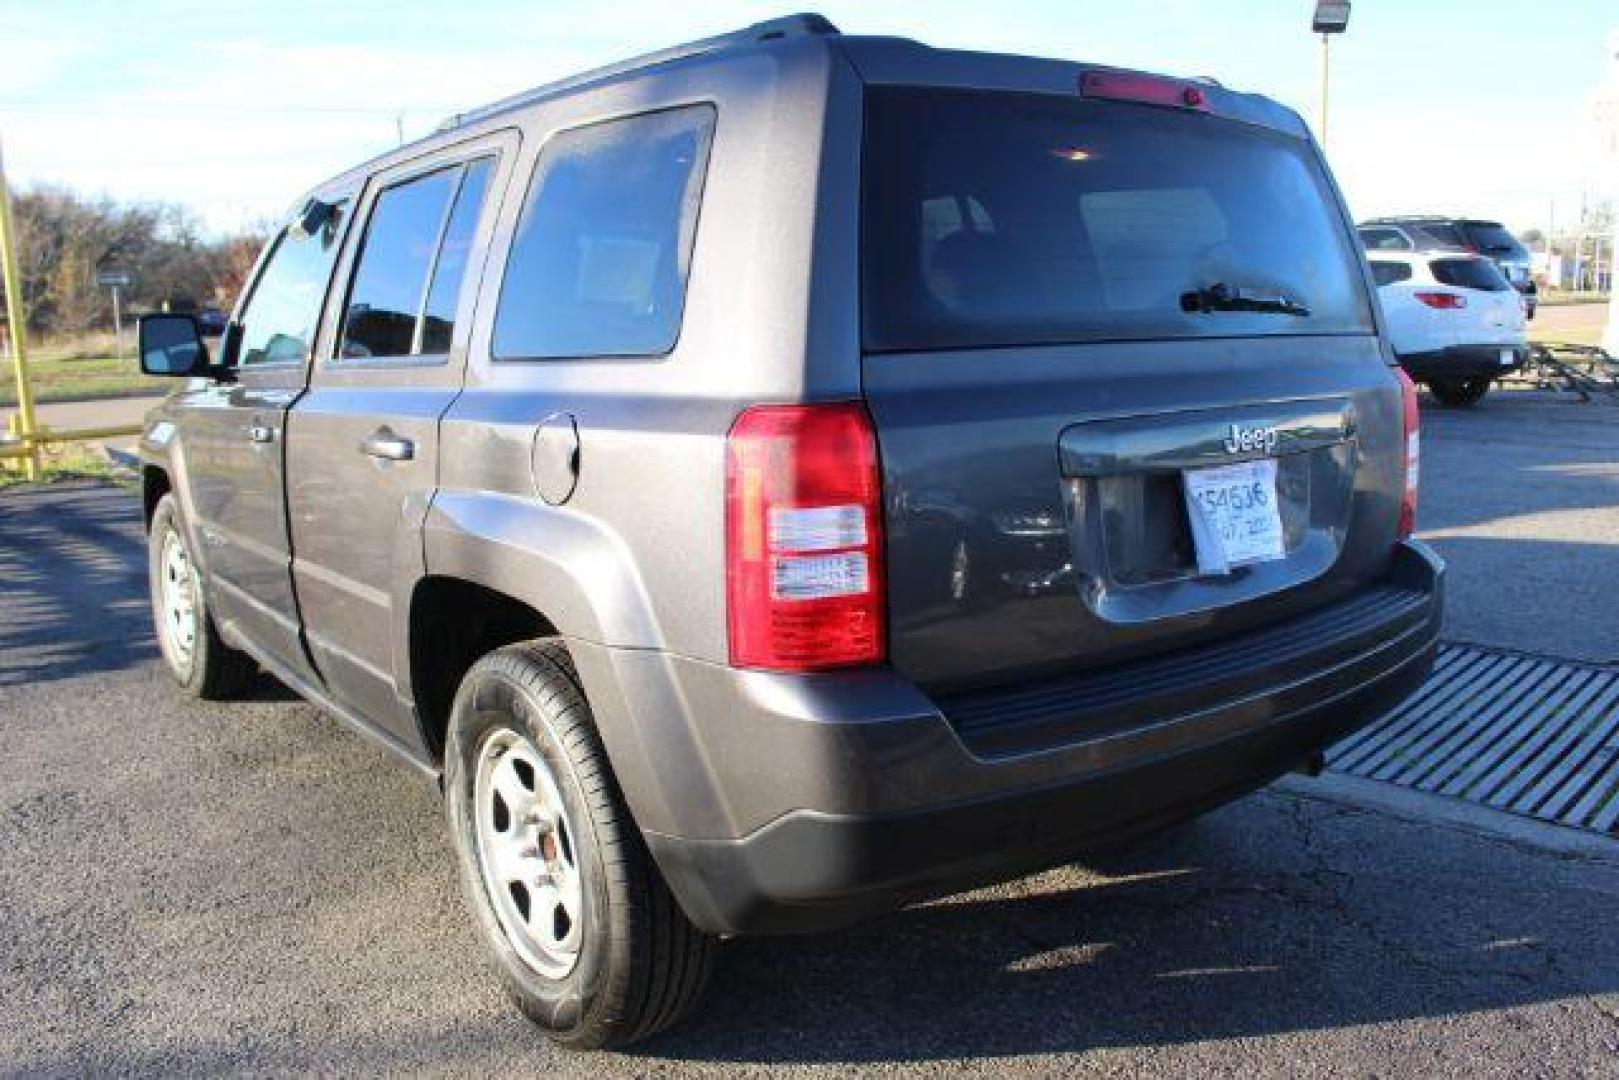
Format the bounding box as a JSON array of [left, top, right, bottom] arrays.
[[2, 385, 1618, 1077]]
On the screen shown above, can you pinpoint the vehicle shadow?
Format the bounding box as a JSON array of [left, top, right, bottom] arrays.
[[0, 482, 153, 686], [2, 673, 1615, 1073], [646, 800, 1618, 1064]]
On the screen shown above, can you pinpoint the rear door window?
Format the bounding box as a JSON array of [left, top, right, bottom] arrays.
[[862, 89, 1373, 352], [1430, 258, 1509, 292], [1369, 261, 1412, 287], [338, 157, 497, 360], [492, 105, 716, 360], [421, 159, 495, 353]]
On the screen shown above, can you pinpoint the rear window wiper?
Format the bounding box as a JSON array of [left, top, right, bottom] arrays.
[[1181, 282, 1310, 317]]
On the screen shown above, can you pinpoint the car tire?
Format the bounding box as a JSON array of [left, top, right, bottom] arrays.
[[147, 493, 257, 699], [444, 639, 715, 1050], [1428, 377, 1491, 407]]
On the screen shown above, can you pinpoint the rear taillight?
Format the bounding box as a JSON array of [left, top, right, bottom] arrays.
[[1414, 291, 1467, 310], [1396, 369, 1420, 538], [725, 403, 885, 671]]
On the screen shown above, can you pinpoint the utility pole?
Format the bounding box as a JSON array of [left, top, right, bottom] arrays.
[[1598, 30, 1619, 354], [1311, 2, 1351, 150], [0, 133, 41, 481], [1319, 33, 1331, 145]]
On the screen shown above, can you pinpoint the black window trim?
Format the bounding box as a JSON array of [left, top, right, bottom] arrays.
[[326, 155, 498, 369], [490, 101, 719, 365]]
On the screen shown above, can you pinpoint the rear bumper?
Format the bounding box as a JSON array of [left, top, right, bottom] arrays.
[[1400, 344, 1528, 380], [581, 542, 1443, 936]]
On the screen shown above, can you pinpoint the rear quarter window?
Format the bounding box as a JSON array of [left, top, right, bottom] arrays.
[[1461, 221, 1527, 259], [1409, 221, 1468, 249], [861, 88, 1373, 352], [492, 105, 715, 360]]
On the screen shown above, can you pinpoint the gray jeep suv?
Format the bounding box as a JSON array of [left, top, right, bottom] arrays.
[[136, 13, 1442, 1049]]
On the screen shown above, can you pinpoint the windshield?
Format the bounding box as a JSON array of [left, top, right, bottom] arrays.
[[1461, 221, 1527, 259], [861, 89, 1374, 352]]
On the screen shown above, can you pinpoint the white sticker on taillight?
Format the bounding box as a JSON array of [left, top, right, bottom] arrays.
[[768, 505, 867, 553], [771, 553, 870, 600], [1406, 431, 1421, 491]]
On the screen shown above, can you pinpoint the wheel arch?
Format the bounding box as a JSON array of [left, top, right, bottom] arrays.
[[409, 494, 666, 771]]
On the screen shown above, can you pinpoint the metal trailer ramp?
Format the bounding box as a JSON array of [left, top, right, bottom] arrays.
[[1328, 644, 1619, 837]]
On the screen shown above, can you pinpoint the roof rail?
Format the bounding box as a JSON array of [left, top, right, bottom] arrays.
[[435, 12, 840, 134]]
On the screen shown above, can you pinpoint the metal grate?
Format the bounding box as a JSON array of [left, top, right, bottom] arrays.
[[1328, 644, 1619, 837]]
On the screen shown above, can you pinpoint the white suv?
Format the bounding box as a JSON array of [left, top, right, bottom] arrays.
[[1368, 251, 1528, 406]]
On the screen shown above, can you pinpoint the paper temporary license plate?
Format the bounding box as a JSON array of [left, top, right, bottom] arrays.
[[1182, 458, 1285, 575]]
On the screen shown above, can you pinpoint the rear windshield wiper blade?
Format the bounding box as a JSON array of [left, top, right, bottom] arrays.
[[1181, 282, 1310, 317]]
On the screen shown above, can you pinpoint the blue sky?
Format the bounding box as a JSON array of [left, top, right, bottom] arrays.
[[2, 0, 1614, 234]]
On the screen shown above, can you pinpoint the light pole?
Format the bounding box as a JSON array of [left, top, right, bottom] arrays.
[[0, 133, 42, 481], [1595, 30, 1619, 355], [1312, 1, 1351, 148]]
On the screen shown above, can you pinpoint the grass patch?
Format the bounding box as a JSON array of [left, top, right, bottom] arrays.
[[0, 353, 165, 406], [0, 443, 137, 490], [1537, 291, 1610, 307]]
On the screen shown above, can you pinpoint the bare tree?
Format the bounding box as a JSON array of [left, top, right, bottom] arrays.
[[2, 184, 271, 337]]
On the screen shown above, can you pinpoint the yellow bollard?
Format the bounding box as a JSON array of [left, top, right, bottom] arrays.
[[0, 133, 42, 481]]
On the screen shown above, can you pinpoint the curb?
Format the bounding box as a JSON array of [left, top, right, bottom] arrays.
[[1277, 772, 1619, 865]]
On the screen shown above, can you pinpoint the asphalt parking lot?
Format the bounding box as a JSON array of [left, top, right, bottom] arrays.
[[2, 389, 1617, 1076]]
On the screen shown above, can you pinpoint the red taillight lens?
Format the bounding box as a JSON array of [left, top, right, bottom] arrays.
[[1396, 369, 1421, 538], [726, 403, 885, 671], [1414, 291, 1467, 310], [1079, 71, 1211, 111]]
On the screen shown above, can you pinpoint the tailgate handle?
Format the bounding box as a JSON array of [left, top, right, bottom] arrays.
[[360, 428, 414, 462], [1060, 402, 1354, 478]]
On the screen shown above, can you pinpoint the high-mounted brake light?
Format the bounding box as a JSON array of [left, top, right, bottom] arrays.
[[726, 403, 885, 671], [1414, 291, 1466, 310], [1080, 70, 1211, 111], [1396, 369, 1420, 538]]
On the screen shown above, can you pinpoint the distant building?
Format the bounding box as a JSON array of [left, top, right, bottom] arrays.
[[1595, 31, 1619, 349]]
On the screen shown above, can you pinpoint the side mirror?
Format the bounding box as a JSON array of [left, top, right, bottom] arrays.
[[139, 314, 211, 377]]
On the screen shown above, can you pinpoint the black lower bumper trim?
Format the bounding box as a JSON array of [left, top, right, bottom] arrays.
[[650, 631, 1437, 936], [1400, 345, 1527, 380]]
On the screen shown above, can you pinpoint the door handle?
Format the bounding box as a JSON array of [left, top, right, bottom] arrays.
[[360, 429, 415, 462], [247, 423, 276, 444]]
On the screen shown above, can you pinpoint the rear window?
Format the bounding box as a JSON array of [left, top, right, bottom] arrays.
[[861, 89, 1373, 352], [1429, 257, 1509, 292], [1369, 261, 1412, 286]]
